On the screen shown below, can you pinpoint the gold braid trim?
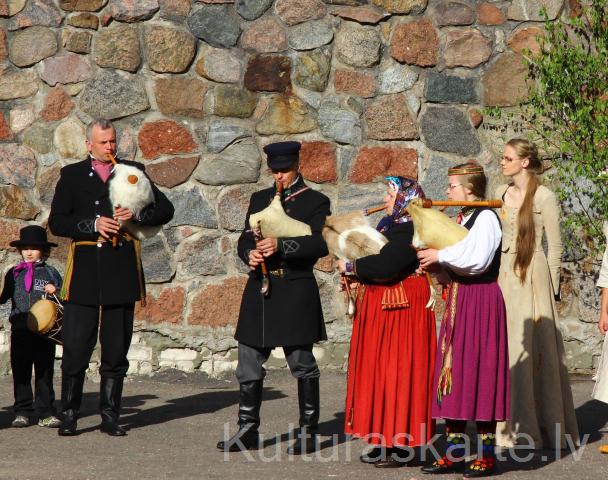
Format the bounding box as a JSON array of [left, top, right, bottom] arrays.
[[381, 281, 409, 310]]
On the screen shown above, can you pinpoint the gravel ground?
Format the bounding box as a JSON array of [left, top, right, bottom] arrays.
[[0, 371, 606, 480]]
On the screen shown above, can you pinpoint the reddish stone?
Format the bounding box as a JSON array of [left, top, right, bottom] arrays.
[[390, 19, 438, 67], [300, 141, 337, 184], [508, 26, 545, 56], [334, 69, 375, 98], [145, 156, 200, 188], [40, 53, 92, 86], [244, 54, 291, 92], [135, 287, 186, 324], [349, 147, 418, 183], [331, 6, 390, 24], [138, 120, 197, 160], [154, 77, 207, 118], [40, 87, 75, 121], [0, 2, 8, 17], [365, 94, 417, 140], [0, 218, 27, 250], [477, 3, 505, 25], [187, 277, 248, 327], [483, 53, 531, 107], [101, 13, 112, 26], [0, 112, 12, 140], [469, 108, 483, 128], [443, 28, 492, 68], [241, 17, 287, 53]]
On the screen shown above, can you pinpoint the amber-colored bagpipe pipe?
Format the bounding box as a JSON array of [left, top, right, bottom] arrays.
[[254, 181, 284, 296], [363, 199, 503, 215], [102, 152, 119, 247]]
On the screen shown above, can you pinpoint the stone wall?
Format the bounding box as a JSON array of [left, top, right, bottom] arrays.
[[0, 0, 601, 378]]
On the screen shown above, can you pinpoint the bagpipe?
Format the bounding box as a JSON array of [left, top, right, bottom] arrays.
[[323, 198, 503, 314], [248, 182, 311, 296], [106, 153, 162, 242]]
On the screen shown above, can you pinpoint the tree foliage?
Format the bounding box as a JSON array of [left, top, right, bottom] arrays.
[[524, 1, 608, 257]]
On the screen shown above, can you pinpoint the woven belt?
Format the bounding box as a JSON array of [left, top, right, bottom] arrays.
[[60, 232, 146, 306]]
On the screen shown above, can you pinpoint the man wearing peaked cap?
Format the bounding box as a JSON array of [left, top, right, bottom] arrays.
[[217, 141, 331, 455], [263, 141, 301, 170]]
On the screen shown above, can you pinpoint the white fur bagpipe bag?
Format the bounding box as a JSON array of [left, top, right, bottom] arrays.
[[108, 162, 161, 240]]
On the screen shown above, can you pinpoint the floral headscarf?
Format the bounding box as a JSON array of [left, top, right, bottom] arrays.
[[376, 176, 425, 233]]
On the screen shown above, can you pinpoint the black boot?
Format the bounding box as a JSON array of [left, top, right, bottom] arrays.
[[217, 380, 263, 452], [100, 377, 127, 436], [58, 373, 85, 436], [287, 377, 320, 455]]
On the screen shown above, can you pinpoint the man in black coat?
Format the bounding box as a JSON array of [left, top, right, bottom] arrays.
[[217, 141, 330, 455], [48, 119, 174, 436]]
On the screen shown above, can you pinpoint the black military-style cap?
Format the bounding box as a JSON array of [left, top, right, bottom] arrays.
[[263, 141, 301, 170]]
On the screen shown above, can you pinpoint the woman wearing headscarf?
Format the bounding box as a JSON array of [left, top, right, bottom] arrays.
[[337, 176, 436, 468]]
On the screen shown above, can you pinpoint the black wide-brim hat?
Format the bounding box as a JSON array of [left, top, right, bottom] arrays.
[[10, 225, 58, 248], [263, 141, 301, 170]]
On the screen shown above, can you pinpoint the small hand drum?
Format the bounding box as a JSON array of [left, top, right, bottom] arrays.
[[27, 294, 63, 344]]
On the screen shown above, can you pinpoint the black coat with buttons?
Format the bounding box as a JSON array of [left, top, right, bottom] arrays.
[[48, 157, 174, 306], [235, 177, 330, 348]]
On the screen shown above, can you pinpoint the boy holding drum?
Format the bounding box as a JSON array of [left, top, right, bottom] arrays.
[[0, 225, 62, 428]]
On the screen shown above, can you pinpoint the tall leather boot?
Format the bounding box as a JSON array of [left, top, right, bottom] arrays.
[[58, 373, 85, 436], [216, 380, 263, 452], [100, 377, 127, 436], [287, 377, 320, 455]]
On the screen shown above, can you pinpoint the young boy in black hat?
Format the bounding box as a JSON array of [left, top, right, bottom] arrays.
[[0, 225, 62, 428]]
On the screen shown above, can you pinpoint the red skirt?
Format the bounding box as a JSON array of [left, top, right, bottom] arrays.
[[344, 275, 436, 447]]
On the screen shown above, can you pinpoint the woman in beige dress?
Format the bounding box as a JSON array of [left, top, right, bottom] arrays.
[[495, 138, 579, 449]]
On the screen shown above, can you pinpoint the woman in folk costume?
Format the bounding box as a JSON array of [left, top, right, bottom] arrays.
[[336, 177, 436, 468], [417, 162, 509, 478], [495, 139, 579, 449]]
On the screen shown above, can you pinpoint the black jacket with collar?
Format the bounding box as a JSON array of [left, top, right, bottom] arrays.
[[48, 157, 174, 306], [235, 177, 330, 348]]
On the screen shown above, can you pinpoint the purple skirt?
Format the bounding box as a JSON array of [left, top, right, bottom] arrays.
[[432, 281, 510, 422]]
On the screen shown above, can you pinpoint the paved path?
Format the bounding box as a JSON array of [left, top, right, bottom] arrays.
[[0, 371, 606, 479]]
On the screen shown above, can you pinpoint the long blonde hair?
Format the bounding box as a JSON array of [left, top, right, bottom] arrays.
[[506, 138, 543, 283]]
